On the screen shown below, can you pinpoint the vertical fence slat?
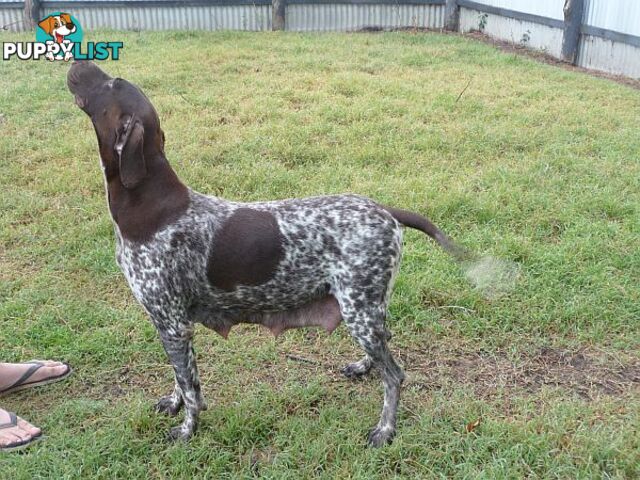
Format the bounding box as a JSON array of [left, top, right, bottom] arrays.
[[444, 0, 458, 31], [272, 0, 285, 30], [23, 0, 39, 30], [562, 0, 585, 64]]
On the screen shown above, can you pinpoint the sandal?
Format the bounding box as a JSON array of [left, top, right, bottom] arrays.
[[0, 412, 42, 452], [0, 361, 72, 397]]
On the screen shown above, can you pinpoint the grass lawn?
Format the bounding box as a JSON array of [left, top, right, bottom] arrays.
[[1, 30, 639, 478]]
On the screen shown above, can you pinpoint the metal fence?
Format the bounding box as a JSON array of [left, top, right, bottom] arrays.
[[286, 2, 444, 32], [1, 0, 639, 79], [0, 0, 449, 32], [458, 0, 640, 78]]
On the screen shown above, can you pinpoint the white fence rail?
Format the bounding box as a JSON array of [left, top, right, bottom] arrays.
[[585, 0, 640, 37], [460, 0, 563, 20]]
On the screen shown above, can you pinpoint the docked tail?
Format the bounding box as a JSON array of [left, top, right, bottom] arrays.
[[385, 206, 520, 298]]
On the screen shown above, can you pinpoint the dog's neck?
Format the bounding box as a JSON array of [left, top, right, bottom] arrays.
[[105, 154, 190, 243]]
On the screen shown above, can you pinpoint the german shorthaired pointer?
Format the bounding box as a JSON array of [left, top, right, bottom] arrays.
[[67, 61, 468, 447]]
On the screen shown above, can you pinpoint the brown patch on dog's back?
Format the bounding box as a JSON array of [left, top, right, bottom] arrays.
[[207, 208, 284, 291]]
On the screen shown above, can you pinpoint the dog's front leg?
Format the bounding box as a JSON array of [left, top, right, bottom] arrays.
[[158, 328, 207, 441]]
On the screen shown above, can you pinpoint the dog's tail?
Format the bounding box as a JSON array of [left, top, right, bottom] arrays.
[[385, 206, 521, 298], [385, 206, 471, 262]]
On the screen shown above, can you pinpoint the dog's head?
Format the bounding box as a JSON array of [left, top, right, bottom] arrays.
[[39, 13, 76, 43], [67, 61, 166, 189]]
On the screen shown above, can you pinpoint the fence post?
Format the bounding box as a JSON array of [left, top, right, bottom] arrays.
[[23, 0, 40, 30], [273, 0, 286, 31], [444, 0, 459, 32], [561, 0, 584, 64]]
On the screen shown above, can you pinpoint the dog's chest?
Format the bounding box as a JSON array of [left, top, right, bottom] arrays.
[[114, 223, 208, 309], [116, 238, 168, 306]]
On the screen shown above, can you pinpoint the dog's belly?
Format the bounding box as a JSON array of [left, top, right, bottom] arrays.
[[194, 295, 342, 339]]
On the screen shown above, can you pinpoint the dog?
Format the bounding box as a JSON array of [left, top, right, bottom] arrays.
[[67, 61, 470, 447], [38, 13, 76, 61]]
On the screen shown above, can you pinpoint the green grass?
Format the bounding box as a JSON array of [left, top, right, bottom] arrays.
[[1, 30, 639, 478]]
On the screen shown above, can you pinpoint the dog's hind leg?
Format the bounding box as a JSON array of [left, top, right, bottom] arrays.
[[155, 382, 184, 417], [341, 355, 373, 378], [156, 324, 207, 441], [339, 302, 405, 447]]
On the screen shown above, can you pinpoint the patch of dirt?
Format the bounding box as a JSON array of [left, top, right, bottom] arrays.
[[217, 329, 640, 402], [399, 346, 640, 400], [39, 324, 638, 406], [69, 363, 173, 401]]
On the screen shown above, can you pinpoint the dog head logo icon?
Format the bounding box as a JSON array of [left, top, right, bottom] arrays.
[[36, 12, 83, 61], [38, 13, 76, 43]]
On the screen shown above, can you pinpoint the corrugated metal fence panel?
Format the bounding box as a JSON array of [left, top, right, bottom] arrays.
[[578, 34, 640, 79], [462, 0, 563, 20], [0, 6, 22, 31], [459, 5, 564, 57], [584, 0, 640, 37], [286, 3, 444, 32], [41, 5, 272, 30]]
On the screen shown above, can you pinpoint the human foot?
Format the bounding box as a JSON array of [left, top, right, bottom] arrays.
[[0, 409, 42, 451], [0, 361, 71, 396]]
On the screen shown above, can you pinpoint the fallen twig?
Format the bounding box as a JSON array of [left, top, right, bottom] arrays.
[[285, 354, 320, 365], [455, 78, 473, 103]]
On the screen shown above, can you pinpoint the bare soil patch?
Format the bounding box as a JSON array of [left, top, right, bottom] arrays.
[[25, 326, 637, 406], [275, 332, 640, 401], [400, 346, 640, 400]]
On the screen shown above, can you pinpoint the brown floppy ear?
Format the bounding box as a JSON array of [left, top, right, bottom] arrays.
[[60, 13, 72, 24], [115, 116, 147, 189], [38, 16, 55, 36]]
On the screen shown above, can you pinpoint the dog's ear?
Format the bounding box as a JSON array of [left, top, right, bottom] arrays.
[[60, 13, 72, 25], [115, 116, 147, 189], [38, 16, 55, 36]]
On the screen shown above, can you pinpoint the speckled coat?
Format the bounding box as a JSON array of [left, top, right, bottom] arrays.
[[67, 60, 461, 447]]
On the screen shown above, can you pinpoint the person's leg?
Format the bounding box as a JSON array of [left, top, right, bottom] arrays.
[[0, 361, 70, 450]]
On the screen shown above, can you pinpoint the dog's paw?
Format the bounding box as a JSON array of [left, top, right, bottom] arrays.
[[341, 360, 372, 379], [155, 395, 183, 417], [167, 425, 194, 442], [367, 426, 395, 448]]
